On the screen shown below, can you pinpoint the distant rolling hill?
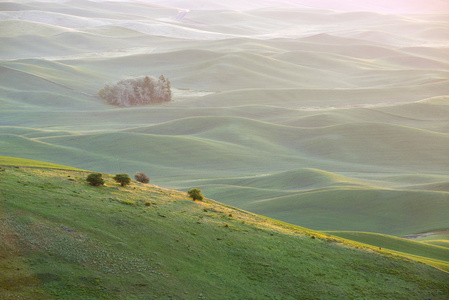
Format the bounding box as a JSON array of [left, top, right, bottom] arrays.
[[241, 187, 449, 236]]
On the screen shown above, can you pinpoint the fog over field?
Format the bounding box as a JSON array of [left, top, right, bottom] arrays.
[[1, 0, 449, 237]]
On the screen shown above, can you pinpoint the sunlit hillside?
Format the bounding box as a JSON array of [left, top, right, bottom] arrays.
[[0, 162, 448, 299]]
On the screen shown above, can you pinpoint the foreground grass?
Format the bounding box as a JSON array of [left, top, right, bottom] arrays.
[[0, 166, 448, 299]]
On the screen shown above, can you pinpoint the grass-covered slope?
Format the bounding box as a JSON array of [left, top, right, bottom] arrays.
[[239, 187, 449, 236], [415, 231, 449, 247], [0, 156, 86, 171], [326, 231, 449, 272], [1, 165, 448, 299]]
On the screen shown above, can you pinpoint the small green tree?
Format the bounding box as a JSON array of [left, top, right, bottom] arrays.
[[113, 173, 131, 186], [86, 173, 105, 186], [134, 172, 150, 183], [188, 188, 204, 201]]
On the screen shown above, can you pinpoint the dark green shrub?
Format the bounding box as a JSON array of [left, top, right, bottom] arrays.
[[86, 173, 105, 186], [134, 172, 150, 183], [188, 188, 204, 201], [113, 173, 131, 186]]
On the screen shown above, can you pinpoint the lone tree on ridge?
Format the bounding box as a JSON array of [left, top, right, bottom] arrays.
[[188, 188, 204, 201]]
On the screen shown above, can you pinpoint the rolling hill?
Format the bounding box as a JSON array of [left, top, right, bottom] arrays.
[[0, 161, 448, 299], [325, 231, 449, 271]]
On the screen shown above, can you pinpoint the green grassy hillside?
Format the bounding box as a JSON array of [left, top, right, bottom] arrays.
[[0, 156, 86, 171], [325, 231, 449, 272], [414, 231, 449, 249], [1, 165, 448, 299], [239, 187, 449, 236]]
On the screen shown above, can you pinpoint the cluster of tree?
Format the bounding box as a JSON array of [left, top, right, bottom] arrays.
[[98, 75, 172, 107], [86, 172, 149, 187], [86, 171, 204, 201]]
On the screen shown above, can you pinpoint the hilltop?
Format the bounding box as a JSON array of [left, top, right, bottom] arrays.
[[0, 161, 448, 299]]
